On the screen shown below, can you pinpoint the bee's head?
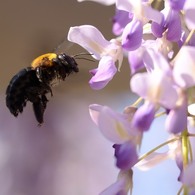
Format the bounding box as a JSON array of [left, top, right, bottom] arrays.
[[57, 53, 79, 73]]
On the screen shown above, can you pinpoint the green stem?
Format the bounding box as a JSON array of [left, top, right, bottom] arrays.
[[132, 97, 143, 107], [155, 111, 166, 118], [184, 30, 195, 45], [182, 130, 189, 195], [182, 130, 189, 168], [138, 136, 181, 163]]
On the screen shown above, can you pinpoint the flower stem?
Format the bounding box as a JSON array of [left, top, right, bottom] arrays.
[[132, 97, 143, 107], [182, 130, 189, 195], [184, 30, 195, 46], [137, 136, 181, 163], [155, 111, 166, 118], [182, 130, 189, 167]]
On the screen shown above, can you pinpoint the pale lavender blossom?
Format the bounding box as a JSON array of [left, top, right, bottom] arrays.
[[116, 0, 163, 24], [115, 0, 163, 52], [67, 25, 123, 89], [151, 6, 182, 41], [128, 38, 174, 74], [130, 60, 178, 109], [89, 104, 141, 170], [165, 93, 187, 134], [121, 18, 143, 51], [173, 46, 195, 88], [112, 9, 133, 36], [183, 0, 195, 30], [131, 101, 155, 131]]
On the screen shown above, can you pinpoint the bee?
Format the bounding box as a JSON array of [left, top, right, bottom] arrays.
[[6, 53, 79, 125]]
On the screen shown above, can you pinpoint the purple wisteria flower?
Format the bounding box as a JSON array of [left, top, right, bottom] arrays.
[[89, 104, 141, 170], [112, 9, 133, 36], [151, 5, 182, 41], [67, 25, 123, 89], [115, 0, 163, 52], [130, 51, 179, 132]]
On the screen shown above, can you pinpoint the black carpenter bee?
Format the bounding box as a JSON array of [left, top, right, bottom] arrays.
[[6, 53, 79, 125]]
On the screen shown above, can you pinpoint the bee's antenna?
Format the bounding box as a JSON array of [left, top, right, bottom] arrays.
[[73, 52, 94, 57], [73, 53, 95, 62]]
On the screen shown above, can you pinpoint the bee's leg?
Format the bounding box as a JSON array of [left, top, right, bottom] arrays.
[[32, 95, 48, 125]]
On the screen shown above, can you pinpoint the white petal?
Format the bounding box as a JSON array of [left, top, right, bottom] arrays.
[[184, 0, 195, 30], [98, 107, 131, 144], [135, 152, 170, 171], [89, 104, 103, 126], [67, 25, 111, 59], [173, 46, 195, 88]]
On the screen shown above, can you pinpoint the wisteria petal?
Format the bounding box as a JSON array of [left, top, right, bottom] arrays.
[[67, 25, 111, 59], [135, 152, 170, 171], [100, 170, 133, 195], [122, 19, 143, 51], [142, 4, 163, 24], [184, 0, 195, 30], [188, 103, 195, 116], [112, 9, 133, 36], [131, 101, 155, 132], [165, 95, 187, 134], [77, 0, 115, 6], [98, 106, 131, 144], [166, 11, 182, 41], [128, 47, 145, 74], [116, 0, 137, 13], [130, 70, 178, 109], [181, 161, 195, 194], [173, 46, 195, 88], [89, 56, 117, 90], [168, 0, 186, 11], [151, 21, 164, 38], [113, 142, 138, 170], [116, 0, 163, 24], [89, 104, 103, 126], [144, 49, 171, 73]]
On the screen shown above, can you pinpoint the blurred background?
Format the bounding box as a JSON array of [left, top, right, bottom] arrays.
[[0, 0, 180, 194]]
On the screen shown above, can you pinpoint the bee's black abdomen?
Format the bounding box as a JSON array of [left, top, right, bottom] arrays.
[[6, 68, 51, 124], [6, 68, 35, 116]]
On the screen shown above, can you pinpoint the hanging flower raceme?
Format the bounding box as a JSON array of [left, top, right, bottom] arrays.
[[67, 25, 123, 90], [68, 0, 195, 194]]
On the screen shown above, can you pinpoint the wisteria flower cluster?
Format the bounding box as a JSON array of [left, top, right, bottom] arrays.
[[68, 0, 195, 194]]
